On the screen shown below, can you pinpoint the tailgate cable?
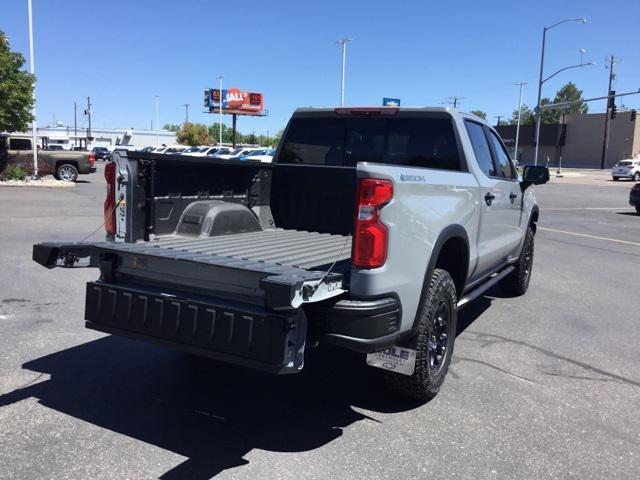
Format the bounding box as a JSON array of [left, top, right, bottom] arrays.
[[58, 196, 124, 268], [305, 234, 352, 298], [78, 195, 124, 243]]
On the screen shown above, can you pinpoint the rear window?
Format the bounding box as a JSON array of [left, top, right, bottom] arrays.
[[278, 116, 462, 170]]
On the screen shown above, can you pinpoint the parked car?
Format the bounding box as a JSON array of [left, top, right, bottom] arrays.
[[165, 146, 188, 154], [152, 146, 169, 154], [139, 146, 155, 153], [1, 134, 96, 182], [213, 147, 259, 160], [612, 158, 640, 181], [184, 146, 219, 157], [629, 182, 640, 214], [181, 146, 202, 155], [240, 148, 275, 163], [46, 144, 65, 151], [32, 107, 549, 401], [91, 146, 112, 161]]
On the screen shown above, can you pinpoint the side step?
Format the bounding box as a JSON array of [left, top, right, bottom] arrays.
[[456, 266, 515, 309]]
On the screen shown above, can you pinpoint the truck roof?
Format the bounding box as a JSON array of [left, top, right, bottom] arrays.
[[291, 106, 490, 125]]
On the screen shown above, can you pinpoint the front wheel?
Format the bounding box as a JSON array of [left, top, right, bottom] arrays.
[[56, 164, 78, 182], [612, 177, 619, 181], [636, 205, 640, 215], [384, 268, 457, 401], [633, 172, 640, 182], [501, 226, 535, 296]]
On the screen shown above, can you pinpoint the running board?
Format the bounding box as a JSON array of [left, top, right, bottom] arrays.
[[456, 266, 515, 309]]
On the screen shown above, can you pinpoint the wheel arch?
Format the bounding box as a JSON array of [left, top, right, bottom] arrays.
[[410, 224, 469, 332]]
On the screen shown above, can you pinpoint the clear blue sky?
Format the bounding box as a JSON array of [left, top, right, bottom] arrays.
[[3, 0, 639, 136]]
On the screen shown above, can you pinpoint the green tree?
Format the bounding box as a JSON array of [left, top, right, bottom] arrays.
[[163, 123, 181, 132], [176, 122, 212, 145], [553, 82, 588, 115], [0, 31, 35, 133], [509, 105, 535, 125], [470, 110, 487, 120], [539, 97, 558, 124]]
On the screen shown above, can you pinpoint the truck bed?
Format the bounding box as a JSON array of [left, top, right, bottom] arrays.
[[150, 229, 352, 270]]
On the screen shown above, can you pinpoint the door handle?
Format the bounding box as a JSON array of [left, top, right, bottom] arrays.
[[484, 192, 495, 206], [510, 192, 518, 203]]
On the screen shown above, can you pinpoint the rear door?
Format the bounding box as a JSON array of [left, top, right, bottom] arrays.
[[464, 121, 509, 277], [485, 128, 522, 258]]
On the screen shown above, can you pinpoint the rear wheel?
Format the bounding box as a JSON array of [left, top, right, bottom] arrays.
[[384, 268, 457, 401], [636, 206, 640, 215], [612, 177, 619, 181], [56, 164, 78, 182], [501, 225, 534, 296]]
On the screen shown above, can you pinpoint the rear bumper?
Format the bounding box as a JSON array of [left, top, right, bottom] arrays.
[[314, 296, 403, 353], [84, 281, 306, 374]]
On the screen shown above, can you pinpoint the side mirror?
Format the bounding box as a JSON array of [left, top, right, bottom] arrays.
[[521, 165, 549, 190]]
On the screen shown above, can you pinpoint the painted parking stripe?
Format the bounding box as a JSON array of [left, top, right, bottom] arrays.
[[539, 227, 640, 246], [543, 207, 634, 211]]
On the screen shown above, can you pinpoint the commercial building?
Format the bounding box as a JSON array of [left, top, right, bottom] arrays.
[[496, 111, 640, 168], [33, 125, 176, 150]]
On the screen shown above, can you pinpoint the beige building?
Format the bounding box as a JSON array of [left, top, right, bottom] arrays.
[[496, 111, 640, 168]]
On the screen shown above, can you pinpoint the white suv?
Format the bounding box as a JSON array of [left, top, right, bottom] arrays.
[[612, 159, 640, 181]]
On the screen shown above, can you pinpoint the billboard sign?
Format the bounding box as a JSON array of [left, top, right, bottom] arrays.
[[206, 88, 264, 116], [382, 97, 401, 107]]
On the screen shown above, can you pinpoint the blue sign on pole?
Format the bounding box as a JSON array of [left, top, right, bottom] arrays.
[[383, 97, 401, 107]]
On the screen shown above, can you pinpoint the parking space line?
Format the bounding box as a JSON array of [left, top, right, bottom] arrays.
[[538, 227, 640, 246], [543, 207, 633, 211]]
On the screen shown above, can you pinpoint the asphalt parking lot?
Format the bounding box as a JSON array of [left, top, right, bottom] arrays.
[[1, 165, 639, 480]]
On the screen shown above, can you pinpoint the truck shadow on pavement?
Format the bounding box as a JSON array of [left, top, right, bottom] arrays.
[[0, 303, 490, 479]]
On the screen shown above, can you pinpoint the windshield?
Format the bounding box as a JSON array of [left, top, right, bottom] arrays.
[[246, 149, 266, 156], [618, 161, 632, 166], [279, 115, 462, 171]]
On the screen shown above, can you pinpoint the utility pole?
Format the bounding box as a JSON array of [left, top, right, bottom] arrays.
[[85, 96, 92, 147], [494, 115, 503, 126], [155, 95, 160, 146], [74, 102, 77, 147], [27, 0, 38, 176], [600, 54, 618, 169], [183, 104, 190, 124], [448, 96, 464, 108], [514, 82, 527, 163], [337, 38, 352, 106]]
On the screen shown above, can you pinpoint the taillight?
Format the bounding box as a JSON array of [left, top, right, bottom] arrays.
[[88, 152, 96, 166], [352, 178, 393, 269], [104, 162, 117, 237]]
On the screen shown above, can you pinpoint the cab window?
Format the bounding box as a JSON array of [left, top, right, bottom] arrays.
[[487, 130, 516, 180], [9, 138, 32, 150]]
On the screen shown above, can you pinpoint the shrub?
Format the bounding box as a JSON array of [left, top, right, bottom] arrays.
[[0, 164, 28, 181]]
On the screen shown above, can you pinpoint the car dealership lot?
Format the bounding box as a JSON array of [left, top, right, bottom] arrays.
[[1, 166, 639, 480]]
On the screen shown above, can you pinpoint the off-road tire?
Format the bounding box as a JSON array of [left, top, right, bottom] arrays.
[[384, 268, 457, 401], [501, 225, 535, 296], [55, 163, 78, 182]]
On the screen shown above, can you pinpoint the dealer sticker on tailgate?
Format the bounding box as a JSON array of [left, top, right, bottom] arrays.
[[366, 346, 417, 376]]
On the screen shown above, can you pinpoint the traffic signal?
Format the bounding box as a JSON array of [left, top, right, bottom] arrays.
[[608, 90, 616, 109], [631, 110, 637, 122], [204, 89, 211, 108], [610, 103, 617, 119]]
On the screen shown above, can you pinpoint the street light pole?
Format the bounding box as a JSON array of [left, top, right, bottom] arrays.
[[183, 104, 190, 124], [514, 82, 527, 163], [217, 75, 223, 145], [27, 0, 38, 176], [533, 18, 587, 166], [155, 95, 160, 146], [337, 38, 352, 106]]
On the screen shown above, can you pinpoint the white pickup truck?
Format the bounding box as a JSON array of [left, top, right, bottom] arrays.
[[33, 107, 549, 400]]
